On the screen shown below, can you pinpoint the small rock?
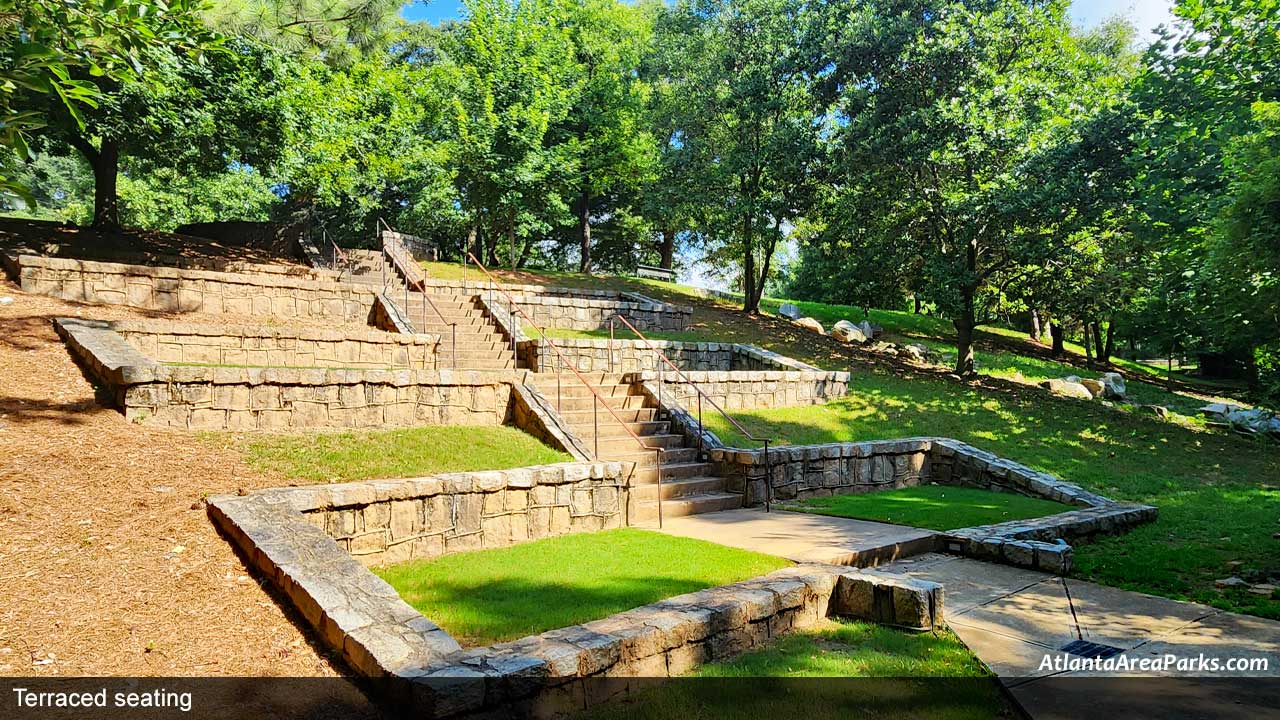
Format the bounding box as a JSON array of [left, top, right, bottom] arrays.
[[792, 316, 825, 335], [1215, 576, 1248, 589], [1100, 372, 1126, 399], [777, 303, 802, 320], [1040, 378, 1094, 400], [1141, 405, 1169, 419], [832, 320, 868, 344], [0, 297, 13, 306]]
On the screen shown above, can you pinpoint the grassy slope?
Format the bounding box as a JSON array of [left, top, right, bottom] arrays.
[[418, 262, 1280, 618], [375, 528, 791, 645], [786, 485, 1073, 531], [582, 620, 1005, 720], [232, 426, 572, 483]]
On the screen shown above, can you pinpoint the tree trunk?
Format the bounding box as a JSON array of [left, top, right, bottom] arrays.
[[657, 228, 675, 270], [466, 226, 477, 263], [1102, 322, 1115, 363], [1091, 322, 1106, 362], [741, 211, 758, 314], [577, 186, 592, 274], [1083, 323, 1095, 370], [953, 288, 977, 377], [507, 212, 517, 271], [1030, 309, 1042, 344], [69, 135, 120, 231], [914, 296, 922, 315], [1050, 323, 1065, 356]]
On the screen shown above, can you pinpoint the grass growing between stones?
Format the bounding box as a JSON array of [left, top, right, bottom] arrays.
[[785, 486, 1072, 531], [231, 426, 572, 482], [375, 528, 791, 646], [702, 380, 1280, 620], [581, 619, 1006, 720]]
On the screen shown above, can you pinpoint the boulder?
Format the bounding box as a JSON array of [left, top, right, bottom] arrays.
[[832, 320, 868, 344], [1224, 408, 1280, 435], [1080, 378, 1105, 398], [1200, 402, 1242, 418], [1040, 378, 1094, 400], [858, 320, 877, 340], [778, 303, 803, 320], [1100, 372, 1126, 399], [899, 345, 926, 363], [792, 316, 825, 335], [870, 341, 899, 356]]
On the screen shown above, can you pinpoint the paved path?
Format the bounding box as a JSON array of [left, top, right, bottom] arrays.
[[654, 507, 938, 566], [881, 553, 1280, 719]]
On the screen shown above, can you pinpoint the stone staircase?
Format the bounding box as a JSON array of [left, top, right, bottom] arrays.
[[527, 372, 742, 523], [345, 250, 517, 370]]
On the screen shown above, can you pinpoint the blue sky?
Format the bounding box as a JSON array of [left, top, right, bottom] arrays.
[[402, 1, 1177, 41]]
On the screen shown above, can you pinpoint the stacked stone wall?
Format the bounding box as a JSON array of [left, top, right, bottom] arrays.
[[115, 320, 437, 369], [19, 255, 374, 321], [636, 369, 851, 411]]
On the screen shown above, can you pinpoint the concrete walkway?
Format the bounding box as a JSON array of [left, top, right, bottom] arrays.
[[881, 553, 1280, 718], [654, 507, 938, 566]]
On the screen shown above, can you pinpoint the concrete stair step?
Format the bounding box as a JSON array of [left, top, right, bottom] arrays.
[[627, 461, 712, 483], [528, 372, 629, 386], [631, 476, 727, 501], [609, 447, 700, 466], [555, 407, 657, 423], [549, 395, 651, 412], [592, 435, 686, 455], [532, 383, 635, 399], [633, 492, 743, 522]]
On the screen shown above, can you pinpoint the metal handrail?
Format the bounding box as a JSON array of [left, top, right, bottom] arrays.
[[465, 251, 666, 527], [608, 313, 775, 512], [379, 223, 457, 369]]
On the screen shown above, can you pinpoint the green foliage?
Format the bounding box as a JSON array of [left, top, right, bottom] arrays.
[[0, 0, 218, 203], [375, 528, 790, 645], [650, 0, 824, 312], [202, 0, 405, 66]]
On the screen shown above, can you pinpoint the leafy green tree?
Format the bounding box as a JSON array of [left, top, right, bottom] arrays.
[[652, 0, 823, 313], [1130, 0, 1279, 384], [277, 44, 458, 246], [0, 0, 216, 205], [445, 0, 581, 268], [552, 0, 656, 273], [822, 0, 1130, 375]]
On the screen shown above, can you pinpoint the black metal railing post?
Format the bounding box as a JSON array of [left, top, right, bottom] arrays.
[[763, 439, 772, 513]]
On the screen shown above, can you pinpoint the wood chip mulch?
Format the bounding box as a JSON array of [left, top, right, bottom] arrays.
[[0, 279, 341, 677]]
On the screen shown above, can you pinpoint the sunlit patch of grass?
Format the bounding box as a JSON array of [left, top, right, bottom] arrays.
[[581, 620, 1006, 720], [785, 485, 1072, 531], [376, 529, 790, 645], [229, 426, 572, 483]]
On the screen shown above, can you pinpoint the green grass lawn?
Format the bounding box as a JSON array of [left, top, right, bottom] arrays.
[[375, 528, 791, 645], [702, 378, 1280, 620], [230, 425, 572, 483], [581, 620, 1006, 720], [785, 485, 1072, 531]]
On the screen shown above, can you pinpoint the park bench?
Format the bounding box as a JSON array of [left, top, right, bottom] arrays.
[[635, 263, 676, 282]]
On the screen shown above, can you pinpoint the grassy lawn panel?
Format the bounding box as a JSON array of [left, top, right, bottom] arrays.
[[231, 426, 572, 482], [701, 379, 1280, 620], [375, 528, 792, 645], [787, 485, 1072, 531], [580, 619, 1005, 720]]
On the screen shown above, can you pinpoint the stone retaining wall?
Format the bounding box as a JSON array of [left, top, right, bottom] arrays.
[[209, 477, 944, 714], [709, 439, 933, 507], [114, 319, 438, 370], [712, 436, 1158, 575], [58, 317, 512, 430], [634, 368, 851, 411], [276, 463, 629, 566], [19, 254, 375, 321], [519, 340, 822, 375]]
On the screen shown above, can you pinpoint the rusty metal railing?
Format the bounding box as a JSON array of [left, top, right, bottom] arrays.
[[379, 220, 457, 369], [607, 313, 775, 512], [465, 251, 667, 527]]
